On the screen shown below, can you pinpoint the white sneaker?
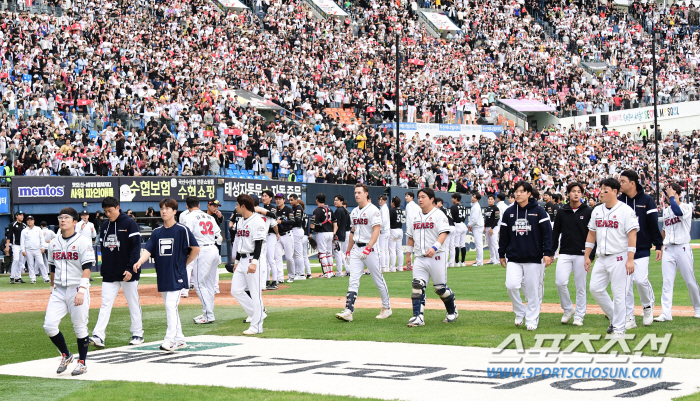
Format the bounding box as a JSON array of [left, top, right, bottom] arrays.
[[376, 308, 392, 319], [389, 268, 396, 272], [160, 341, 175, 352], [295, 274, 306, 280], [243, 329, 261, 335], [407, 314, 425, 327], [193, 315, 213, 324], [174, 340, 188, 350], [335, 309, 353, 322], [397, 267, 404, 271], [514, 317, 524, 327], [695, 310, 700, 319], [287, 276, 294, 283], [654, 314, 672, 322], [625, 316, 637, 330], [180, 290, 189, 298], [611, 331, 626, 340], [572, 317, 584, 326], [89, 335, 105, 348], [527, 324, 538, 331], [643, 306, 654, 326], [561, 310, 575, 324]]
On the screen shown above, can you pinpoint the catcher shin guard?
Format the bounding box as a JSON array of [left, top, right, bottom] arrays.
[[411, 278, 426, 316], [345, 291, 358, 312], [434, 284, 456, 314]]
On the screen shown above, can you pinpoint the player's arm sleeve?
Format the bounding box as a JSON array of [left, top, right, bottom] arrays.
[[627, 208, 641, 233], [144, 234, 156, 255], [370, 210, 382, 228], [128, 220, 142, 268], [646, 199, 663, 249], [438, 214, 452, 234], [498, 216, 510, 257], [539, 210, 554, 257], [91, 223, 96, 238], [587, 212, 597, 232], [293, 208, 302, 225], [669, 196, 683, 216], [252, 239, 263, 260], [551, 213, 562, 251]]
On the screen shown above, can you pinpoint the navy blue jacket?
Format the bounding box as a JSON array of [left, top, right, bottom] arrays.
[[498, 198, 554, 263], [100, 212, 141, 282], [618, 183, 663, 259]]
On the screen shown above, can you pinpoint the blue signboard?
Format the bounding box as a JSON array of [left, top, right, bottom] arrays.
[[0, 188, 9, 214]]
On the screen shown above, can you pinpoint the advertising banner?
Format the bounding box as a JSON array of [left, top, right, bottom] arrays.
[[119, 177, 216, 203], [12, 177, 119, 204], [223, 179, 303, 201]]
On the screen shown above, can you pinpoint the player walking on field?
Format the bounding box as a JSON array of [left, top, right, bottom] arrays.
[[290, 194, 310, 279], [405, 188, 457, 326], [378, 195, 391, 273], [468, 192, 484, 266], [618, 170, 663, 328], [311, 193, 338, 278], [584, 178, 639, 339], [90, 197, 144, 348], [134, 198, 200, 352], [44, 207, 96, 376], [435, 198, 456, 267], [389, 196, 405, 272], [275, 194, 300, 280], [9, 211, 27, 284], [450, 194, 468, 266], [552, 182, 593, 326], [655, 183, 700, 322], [499, 182, 554, 331], [333, 195, 351, 276], [336, 183, 392, 322], [180, 196, 222, 324], [483, 194, 501, 265], [21, 215, 49, 283]]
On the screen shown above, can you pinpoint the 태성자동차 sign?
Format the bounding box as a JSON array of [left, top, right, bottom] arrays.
[[12, 177, 119, 204]]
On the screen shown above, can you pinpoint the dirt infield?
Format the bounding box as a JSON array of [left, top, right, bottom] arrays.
[[2, 283, 698, 317]]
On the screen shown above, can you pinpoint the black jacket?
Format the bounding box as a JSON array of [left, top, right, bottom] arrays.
[[618, 182, 663, 259], [100, 212, 142, 282], [498, 198, 554, 263], [552, 203, 593, 257], [334, 206, 350, 242]]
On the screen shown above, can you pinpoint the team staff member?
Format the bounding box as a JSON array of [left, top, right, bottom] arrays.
[[618, 170, 663, 328], [44, 207, 96, 376], [655, 183, 700, 322], [299, 199, 313, 278], [90, 197, 144, 348], [585, 178, 639, 339], [9, 211, 27, 284], [21, 216, 48, 283], [133, 198, 200, 352], [544, 192, 555, 222], [333, 195, 350, 277], [260, 191, 282, 284], [552, 182, 593, 326], [405, 192, 421, 242], [499, 182, 554, 331], [206, 200, 224, 294], [290, 194, 308, 280], [310, 193, 338, 278], [450, 194, 468, 267], [483, 195, 501, 265], [468, 192, 484, 266], [378, 195, 391, 273], [275, 194, 299, 280], [406, 188, 457, 326], [389, 196, 405, 272]]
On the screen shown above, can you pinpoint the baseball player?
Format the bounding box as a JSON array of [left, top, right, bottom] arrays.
[[483, 195, 501, 265], [181, 196, 222, 324], [468, 192, 484, 266], [655, 183, 700, 321], [206, 200, 224, 294], [450, 194, 468, 267], [297, 199, 313, 278], [405, 191, 421, 232], [40, 221, 56, 272], [90, 197, 144, 348], [21, 215, 49, 283], [618, 170, 663, 328], [378, 195, 391, 273], [435, 198, 456, 267], [9, 211, 27, 284], [44, 207, 96, 376], [499, 182, 554, 331], [275, 194, 299, 280], [333, 195, 350, 276], [133, 198, 200, 352], [290, 194, 307, 278], [389, 196, 405, 272], [336, 183, 391, 321], [228, 194, 268, 335], [584, 178, 639, 339], [552, 182, 593, 326], [310, 193, 338, 278], [259, 191, 281, 285], [405, 188, 457, 326]]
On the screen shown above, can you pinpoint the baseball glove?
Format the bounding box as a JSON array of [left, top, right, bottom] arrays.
[[308, 236, 318, 250]]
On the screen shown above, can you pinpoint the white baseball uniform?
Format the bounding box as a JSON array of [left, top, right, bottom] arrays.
[[588, 202, 639, 334], [76, 220, 97, 242], [231, 213, 267, 333], [405, 200, 421, 238], [178, 210, 194, 295], [468, 202, 484, 264], [379, 203, 390, 271], [182, 209, 222, 322], [21, 225, 48, 281], [41, 227, 56, 271], [344, 203, 391, 312], [44, 232, 96, 339], [660, 201, 700, 319]]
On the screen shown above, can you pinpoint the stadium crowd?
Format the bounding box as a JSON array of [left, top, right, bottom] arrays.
[[0, 0, 698, 204]]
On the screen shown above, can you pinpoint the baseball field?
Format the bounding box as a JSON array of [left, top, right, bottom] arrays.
[[1, 247, 700, 401]]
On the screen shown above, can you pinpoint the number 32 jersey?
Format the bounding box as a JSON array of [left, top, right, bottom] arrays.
[[181, 210, 221, 246]]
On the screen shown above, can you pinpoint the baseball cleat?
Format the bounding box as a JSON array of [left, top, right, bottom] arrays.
[[334, 272, 346, 277], [407, 315, 425, 327], [695, 310, 700, 319], [443, 310, 458, 323], [180, 291, 189, 298], [193, 315, 213, 324], [336, 309, 353, 322], [306, 274, 312, 279], [376, 308, 392, 319], [611, 332, 626, 340], [561, 310, 575, 324], [625, 316, 637, 330], [189, 284, 194, 290], [71, 360, 87, 376], [243, 316, 252, 323], [606, 324, 614, 334], [526, 325, 538, 331], [295, 274, 306, 280], [89, 335, 105, 348], [174, 340, 188, 350], [160, 341, 175, 352], [214, 287, 220, 294], [643, 305, 654, 326], [9, 278, 14, 284], [654, 314, 672, 322], [56, 353, 74, 374], [44, 279, 51, 283], [363, 270, 370, 275], [243, 329, 261, 335], [287, 276, 295, 283], [16, 278, 26, 283], [31, 280, 36, 284], [265, 282, 278, 290], [514, 317, 524, 327], [129, 336, 144, 345], [573, 317, 584, 326]]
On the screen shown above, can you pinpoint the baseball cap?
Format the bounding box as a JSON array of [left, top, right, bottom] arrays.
[[26, 215, 34, 220], [14, 211, 24, 216], [208, 199, 221, 206], [274, 193, 285, 199], [81, 210, 89, 215]]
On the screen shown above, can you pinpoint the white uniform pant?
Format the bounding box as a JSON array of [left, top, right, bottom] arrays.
[[486, 228, 499, 263], [389, 228, 403, 271], [660, 244, 700, 318], [555, 254, 587, 319], [26, 249, 48, 280], [302, 235, 312, 275], [293, 228, 307, 276], [590, 252, 632, 333], [413, 252, 448, 286], [378, 231, 390, 268], [193, 246, 220, 321], [626, 256, 655, 317], [347, 245, 391, 309], [407, 105, 416, 122], [44, 284, 90, 338], [231, 255, 266, 333], [266, 233, 279, 281], [505, 261, 545, 326], [161, 291, 185, 343], [333, 236, 348, 274], [276, 232, 295, 277], [445, 231, 456, 267], [472, 226, 484, 264], [11, 244, 27, 280], [92, 280, 143, 340], [182, 260, 194, 296], [316, 232, 334, 274]]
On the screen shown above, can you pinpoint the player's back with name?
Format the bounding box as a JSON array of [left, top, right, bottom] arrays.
[[350, 203, 381, 243], [183, 210, 219, 246], [48, 233, 95, 287], [389, 207, 405, 229], [450, 203, 466, 224]]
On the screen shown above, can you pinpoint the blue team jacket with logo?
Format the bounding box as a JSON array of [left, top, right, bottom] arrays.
[[618, 182, 663, 259], [100, 212, 142, 282], [498, 197, 554, 264]]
